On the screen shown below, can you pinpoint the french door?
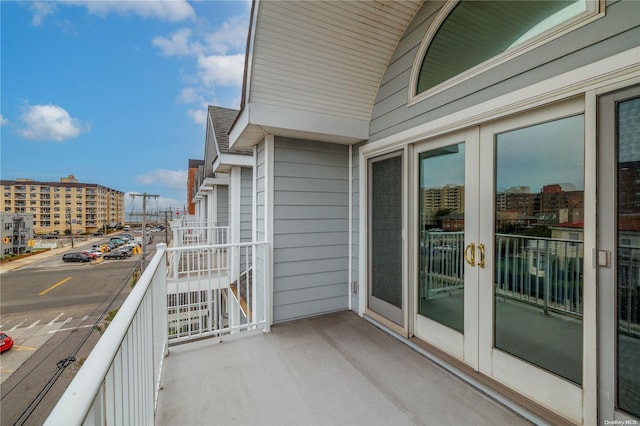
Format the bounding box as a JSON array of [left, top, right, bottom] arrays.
[[598, 85, 640, 423], [414, 97, 588, 423]]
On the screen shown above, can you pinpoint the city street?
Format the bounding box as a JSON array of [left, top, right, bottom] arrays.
[[0, 235, 161, 425]]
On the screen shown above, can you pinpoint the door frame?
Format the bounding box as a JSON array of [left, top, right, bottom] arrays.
[[412, 128, 480, 366], [364, 147, 409, 337], [597, 84, 640, 423], [476, 96, 591, 425]]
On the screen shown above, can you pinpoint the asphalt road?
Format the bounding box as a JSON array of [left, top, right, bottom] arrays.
[[0, 235, 161, 426]]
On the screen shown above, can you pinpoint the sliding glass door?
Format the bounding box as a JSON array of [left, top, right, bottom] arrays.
[[598, 85, 640, 422]]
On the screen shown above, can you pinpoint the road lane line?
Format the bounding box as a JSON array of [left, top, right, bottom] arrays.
[[38, 276, 72, 296], [9, 320, 25, 331], [48, 324, 94, 334], [27, 320, 40, 329], [47, 313, 65, 325]]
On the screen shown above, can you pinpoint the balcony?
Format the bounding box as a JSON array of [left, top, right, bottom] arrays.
[[170, 216, 228, 246], [47, 229, 598, 425], [46, 241, 530, 426]]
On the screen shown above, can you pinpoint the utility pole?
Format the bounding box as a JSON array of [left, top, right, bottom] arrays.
[[129, 192, 159, 270]]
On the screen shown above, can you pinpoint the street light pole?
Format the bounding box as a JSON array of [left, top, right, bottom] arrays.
[[66, 208, 74, 248]]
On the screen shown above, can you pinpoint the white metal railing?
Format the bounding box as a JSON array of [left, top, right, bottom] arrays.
[[419, 231, 465, 298], [495, 234, 584, 316], [618, 244, 640, 336], [166, 241, 270, 344], [45, 244, 168, 426], [419, 232, 585, 317], [170, 216, 228, 247]]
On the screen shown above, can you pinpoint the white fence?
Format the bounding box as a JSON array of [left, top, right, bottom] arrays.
[[45, 244, 169, 426], [166, 241, 270, 344]]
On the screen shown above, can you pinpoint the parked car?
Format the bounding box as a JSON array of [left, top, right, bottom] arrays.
[[104, 251, 128, 260], [110, 238, 125, 247], [62, 253, 91, 263], [92, 231, 103, 236], [117, 246, 133, 256], [0, 332, 14, 353], [81, 250, 98, 259]]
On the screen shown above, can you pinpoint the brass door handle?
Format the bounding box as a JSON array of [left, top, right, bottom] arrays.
[[464, 243, 475, 267], [478, 243, 485, 269]]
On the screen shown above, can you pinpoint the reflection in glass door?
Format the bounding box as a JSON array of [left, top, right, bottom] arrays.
[[615, 95, 640, 418], [493, 114, 585, 385], [419, 144, 466, 333]]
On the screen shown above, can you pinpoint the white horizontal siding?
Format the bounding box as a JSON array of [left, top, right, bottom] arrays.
[[241, 167, 253, 242], [272, 137, 350, 323]]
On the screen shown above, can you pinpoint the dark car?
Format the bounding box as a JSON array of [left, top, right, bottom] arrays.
[[0, 332, 14, 353], [117, 246, 133, 256], [104, 251, 128, 260], [62, 253, 91, 263]]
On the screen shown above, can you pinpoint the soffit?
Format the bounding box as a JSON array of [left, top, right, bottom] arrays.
[[235, 0, 422, 147]]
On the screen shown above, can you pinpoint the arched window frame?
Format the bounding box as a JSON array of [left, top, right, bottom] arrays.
[[408, 0, 604, 105]]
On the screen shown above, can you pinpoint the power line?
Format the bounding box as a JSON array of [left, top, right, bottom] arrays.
[[129, 193, 159, 271]]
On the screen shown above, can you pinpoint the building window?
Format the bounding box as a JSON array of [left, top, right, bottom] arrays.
[[413, 0, 599, 99]]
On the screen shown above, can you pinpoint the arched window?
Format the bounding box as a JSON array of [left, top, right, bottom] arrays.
[[412, 0, 600, 99]]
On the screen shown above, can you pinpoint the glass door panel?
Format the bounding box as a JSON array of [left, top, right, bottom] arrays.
[[494, 114, 585, 384], [419, 143, 466, 333], [616, 95, 640, 418]]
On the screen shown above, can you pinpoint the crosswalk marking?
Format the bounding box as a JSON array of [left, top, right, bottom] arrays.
[[9, 320, 25, 331], [1, 313, 104, 331], [47, 313, 65, 326]]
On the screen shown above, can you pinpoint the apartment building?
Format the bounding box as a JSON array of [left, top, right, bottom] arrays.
[[1, 212, 34, 256], [0, 175, 124, 235]]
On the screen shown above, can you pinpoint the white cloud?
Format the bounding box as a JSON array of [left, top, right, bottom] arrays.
[[0, 114, 9, 126], [153, 28, 203, 57], [29, 2, 56, 26], [135, 169, 187, 190], [178, 87, 202, 104], [197, 54, 245, 87], [204, 15, 248, 55], [188, 108, 207, 126], [17, 104, 89, 142], [68, 0, 195, 22]]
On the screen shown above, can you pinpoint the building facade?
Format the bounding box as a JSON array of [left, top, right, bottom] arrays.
[[1, 212, 34, 256], [187, 159, 204, 215], [1, 175, 125, 235], [187, 1, 640, 424]]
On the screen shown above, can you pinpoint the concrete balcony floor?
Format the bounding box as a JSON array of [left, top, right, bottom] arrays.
[[156, 311, 531, 426]]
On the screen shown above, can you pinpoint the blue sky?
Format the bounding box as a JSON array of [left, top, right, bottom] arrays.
[[1, 0, 249, 213]]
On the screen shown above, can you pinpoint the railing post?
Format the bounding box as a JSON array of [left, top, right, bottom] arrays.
[[543, 240, 550, 316]]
